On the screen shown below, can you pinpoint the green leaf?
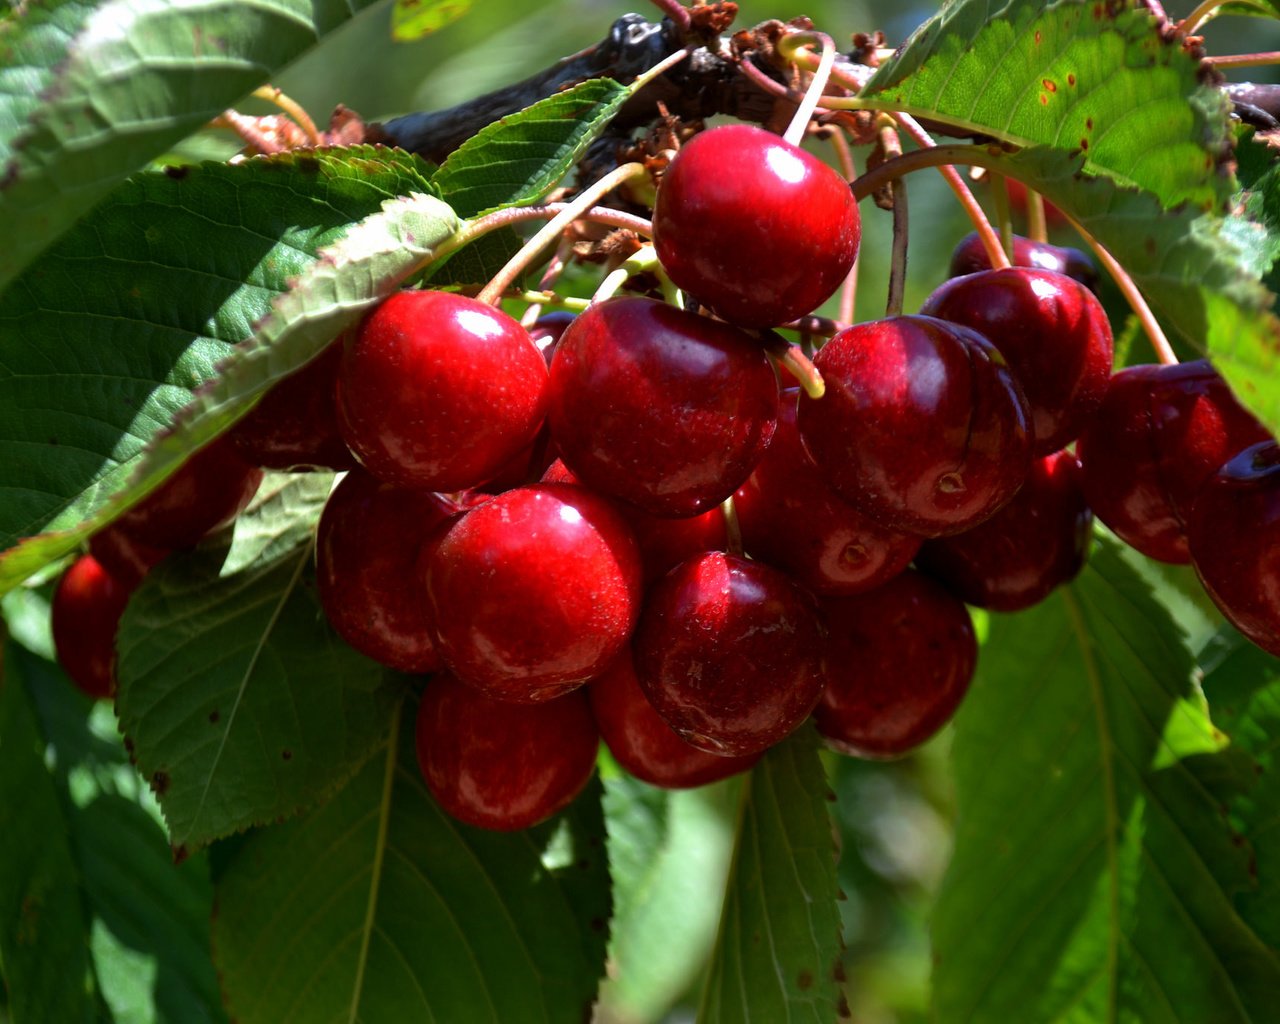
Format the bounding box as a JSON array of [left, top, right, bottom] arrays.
[[431, 78, 630, 218], [0, 0, 395, 291], [213, 699, 611, 1024], [0, 147, 446, 595], [698, 727, 844, 1024], [1218, 0, 1280, 17], [859, 0, 1232, 211], [1235, 130, 1280, 291], [391, 0, 472, 42], [115, 473, 403, 852], [932, 537, 1280, 1023]]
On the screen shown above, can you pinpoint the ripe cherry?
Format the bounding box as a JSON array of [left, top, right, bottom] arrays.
[[797, 315, 1032, 537], [815, 570, 977, 759], [547, 297, 778, 517], [336, 290, 549, 491], [948, 232, 1098, 292], [52, 554, 134, 699], [652, 123, 860, 328], [425, 483, 644, 703], [88, 526, 170, 587], [633, 551, 827, 757], [415, 673, 599, 831]]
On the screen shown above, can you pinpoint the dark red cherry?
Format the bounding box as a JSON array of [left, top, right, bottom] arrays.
[[229, 339, 356, 471], [415, 673, 598, 831], [52, 555, 134, 699], [527, 310, 577, 361], [88, 525, 169, 587], [425, 483, 644, 702], [652, 123, 860, 328], [921, 268, 1113, 454], [112, 436, 263, 551], [948, 231, 1098, 292], [589, 651, 758, 789], [633, 551, 827, 757], [336, 290, 548, 491], [797, 315, 1032, 537], [1187, 441, 1280, 656], [1077, 361, 1270, 564], [917, 450, 1092, 611], [316, 471, 461, 673], [547, 297, 778, 517], [735, 389, 920, 595], [815, 570, 977, 759]]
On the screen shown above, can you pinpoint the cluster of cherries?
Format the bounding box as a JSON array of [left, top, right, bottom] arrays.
[[51, 122, 1280, 832]]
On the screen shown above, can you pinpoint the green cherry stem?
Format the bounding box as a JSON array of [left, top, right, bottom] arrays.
[[756, 329, 825, 399], [590, 244, 664, 305], [991, 172, 1016, 264], [1026, 186, 1049, 244], [1178, 0, 1227, 34], [251, 85, 322, 146], [721, 495, 745, 558], [777, 31, 838, 147]]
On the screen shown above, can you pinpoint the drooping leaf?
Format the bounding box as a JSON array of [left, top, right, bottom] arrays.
[[0, 147, 446, 595], [0, 0, 396, 291], [932, 537, 1280, 1023], [391, 0, 472, 42], [115, 473, 403, 852], [859, 0, 1232, 212], [213, 700, 611, 1024], [698, 727, 844, 1024], [1235, 130, 1280, 292]]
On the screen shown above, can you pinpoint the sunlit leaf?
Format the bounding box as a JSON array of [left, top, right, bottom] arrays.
[[391, 0, 471, 42]]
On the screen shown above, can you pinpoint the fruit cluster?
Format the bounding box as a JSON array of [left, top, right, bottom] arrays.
[[52, 122, 1280, 833]]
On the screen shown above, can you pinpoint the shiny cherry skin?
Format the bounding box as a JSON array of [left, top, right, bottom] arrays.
[[415, 673, 599, 831], [337, 290, 549, 491], [816, 570, 977, 759], [917, 450, 1092, 611], [652, 123, 860, 328], [527, 310, 577, 361], [230, 340, 355, 471], [547, 297, 778, 517], [1187, 441, 1280, 656], [735, 389, 921, 595], [112, 436, 263, 551], [1077, 361, 1270, 563], [88, 525, 170, 587], [52, 555, 134, 699], [921, 268, 1113, 454], [589, 651, 758, 789], [316, 471, 462, 673], [797, 315, 1032, 537], [425, 483, 644, 702], [633, 551, 827, 757], [948, 231, 1098, 292]]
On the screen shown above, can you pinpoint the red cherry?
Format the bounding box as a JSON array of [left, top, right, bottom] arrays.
[[633, 551, 827, 757], [653, 124, 860, 328], [547, 297, 778, 517], [797, 315, 1032, 537], [336, 290, 549, 490], [735, 389, 921, 595], [589, 651, 758, 789], [948, 232, 1098, 291], [917, 450, 1092, 611], [1077, 361, 1270, 564], [425, 483, 644, 702], [815, 570, 977, 759], [88, 525, 170, 587], [1187, 441, 1280, 656], [51, 555, 134, 699], [527, 310, 577, 361], [415, 673, 599, 831], [921, 268, 1113, 454]]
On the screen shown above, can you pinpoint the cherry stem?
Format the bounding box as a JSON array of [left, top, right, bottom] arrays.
[[1206, 51, 1280, 69], [820, 126, 860, 323], [591, 244, 662, 305], [758, 330, 825, 399], [516, 290, 591, 312], [252, 85, 322, 147], [721, 495, 745, 558], [991, 173, 1016, 264], [778, 31, 838, 148], [645, 0, 692, 33], [879, 122, 909, 319], [628, 46, 693, 94], [522, 239, 575, 325], [1177, 0, 1224, 34], [1026, 187, 1049, 244]]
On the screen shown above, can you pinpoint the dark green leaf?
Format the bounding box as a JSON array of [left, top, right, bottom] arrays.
[[391, 0, 472, 41], [932, 537, 1280, 1023], [425, 227, 523, 286], [699, 727, 844, 1024], [1235, 130, 1280, 291], [213, 699, 611, 1023], [115, 473, 403, 851]]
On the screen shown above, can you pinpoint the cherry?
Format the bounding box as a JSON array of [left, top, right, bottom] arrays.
[[547, 297, 778, 518], [632, 551, 827, 757], [815, 570, 977, 759], [527, 310, 577, 360], [1077, 360, 1270, 564], [52, 554, 134, 699], [88, 525, 170, 587], [229, 339, 356, 471], [917, 449, 1092, 611], [948, 231, 1098, 291], [921, 267, 1113, 454], [425, 483, 644, 703], [796, 315, 1032, 537], [734, 389, 921, 595], [336, 290, 549, 491], [315, 471, 462, 673], [1187, 441, 1280, 656], [415, 673, 599, 831], [589, 651, 758, 789], [652, 123, 860, 328]]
